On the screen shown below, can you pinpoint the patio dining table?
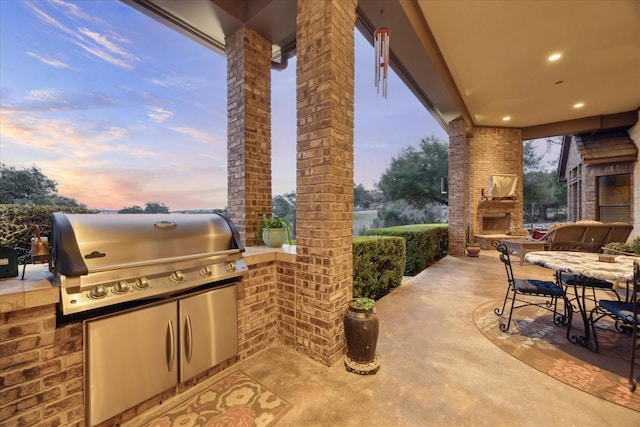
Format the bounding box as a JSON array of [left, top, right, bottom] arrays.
[[524, 250, 637, 349]]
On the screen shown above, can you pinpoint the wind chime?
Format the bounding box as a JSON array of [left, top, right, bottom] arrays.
[[374, 27, 390, 98]]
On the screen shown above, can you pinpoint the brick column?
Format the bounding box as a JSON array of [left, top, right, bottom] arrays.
[[226, 27, 272, 246], [295, 0, 357, 366], [448, 118, 468, 255]]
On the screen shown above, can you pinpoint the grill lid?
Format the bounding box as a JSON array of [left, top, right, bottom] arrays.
[[52, 212, 247, 317], [52, 212, 244, 277]]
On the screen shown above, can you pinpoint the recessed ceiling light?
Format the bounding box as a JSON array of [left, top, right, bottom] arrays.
[[574, 102, 584, 108], [548, 53, 561, 61], [502, 116, 511, 121]]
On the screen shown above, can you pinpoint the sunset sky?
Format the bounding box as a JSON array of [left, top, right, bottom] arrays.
[[1, 1, 556, 212]]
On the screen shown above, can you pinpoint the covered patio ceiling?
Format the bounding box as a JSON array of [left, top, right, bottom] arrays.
[[123, 0, 639, 139]]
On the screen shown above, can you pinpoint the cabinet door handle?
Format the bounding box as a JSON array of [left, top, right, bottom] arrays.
[[166, 320, 175, 372], [184, 314, 193, 363]]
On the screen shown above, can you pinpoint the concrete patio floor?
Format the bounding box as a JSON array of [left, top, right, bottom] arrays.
[[136, 249, 640, 426]]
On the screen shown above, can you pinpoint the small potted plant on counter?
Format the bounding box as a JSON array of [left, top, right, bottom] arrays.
[[260, 214, 292, 248]]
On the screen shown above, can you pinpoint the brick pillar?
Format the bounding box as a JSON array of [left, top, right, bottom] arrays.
[[226, 27, 272, 246], [295, 0, 357, 366], [448, 118, 468, 255]]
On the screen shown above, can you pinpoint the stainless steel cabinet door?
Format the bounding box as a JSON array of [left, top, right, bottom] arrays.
[[85, 302, 178, 426], [179, 284, 238, 381]]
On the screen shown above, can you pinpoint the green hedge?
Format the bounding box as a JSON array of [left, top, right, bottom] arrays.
[[0, 204, 98, 262], [353, 236, 406, 300], [364, 224, 448, 276], [604, 237, 640, 255]]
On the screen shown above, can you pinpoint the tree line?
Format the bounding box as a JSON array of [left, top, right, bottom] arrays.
[[2, 135, 566, 225], [0, 163, 171, 213]]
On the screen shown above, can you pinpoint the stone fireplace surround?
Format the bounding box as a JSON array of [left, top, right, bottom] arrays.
[[481, 212, 511, 234], [476, 198, 519, 235]]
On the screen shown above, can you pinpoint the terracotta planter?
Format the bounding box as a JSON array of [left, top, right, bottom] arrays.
[[344, 299, 380, 374], [466, 245, 481, 257]]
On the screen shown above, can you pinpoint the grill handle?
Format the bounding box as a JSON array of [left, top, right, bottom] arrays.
[[184, 314, 193, 363], [166, 320, 175, 372], [154, 221, 177, 230], [84, 249, 240, 274]]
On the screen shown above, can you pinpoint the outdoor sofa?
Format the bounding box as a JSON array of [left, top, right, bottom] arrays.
[[530, 220, 633, 252]]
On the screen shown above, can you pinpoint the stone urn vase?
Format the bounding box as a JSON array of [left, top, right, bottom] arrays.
[[344, 298, 380, 375], [466, 244, 481, 257]]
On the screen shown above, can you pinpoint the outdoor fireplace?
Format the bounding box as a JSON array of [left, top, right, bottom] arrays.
[[481, 213, 511, 234], [475, 173, 520, 235]]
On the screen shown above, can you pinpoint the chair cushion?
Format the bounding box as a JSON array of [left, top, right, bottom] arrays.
[[531, 230, 547, 240], [561, 274, 613, 289], [514, 279, 564, 297], [599, 300, 639, 324]]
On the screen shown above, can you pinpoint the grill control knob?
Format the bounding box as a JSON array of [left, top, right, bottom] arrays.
[[199, 266, 212, 277], [225, 261, 236, 272], [135, 277, 149, 290], [169, 271, 184, 283], [90, 285, 107, 299], [113, 281, 129, 294]]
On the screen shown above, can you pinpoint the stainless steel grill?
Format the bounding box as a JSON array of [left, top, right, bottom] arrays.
[[51, 212, 247, 316]]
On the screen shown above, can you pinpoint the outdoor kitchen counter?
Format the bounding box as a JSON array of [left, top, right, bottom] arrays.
[[243, 245, 296, 265], [0, 247, 296, 314], [0, 264, 59, 313]]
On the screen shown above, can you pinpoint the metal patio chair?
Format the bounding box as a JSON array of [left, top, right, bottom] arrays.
[[551, 240, 619, 323], [588, 260, 639, 391], [494, 243, 568, 332]]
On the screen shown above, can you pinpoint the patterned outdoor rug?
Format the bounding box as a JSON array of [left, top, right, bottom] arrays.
[[474, 301, 640, 412], [143, 371, 291, 427]]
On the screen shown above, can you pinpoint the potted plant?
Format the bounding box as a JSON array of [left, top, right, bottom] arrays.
[[260, 214, 292, 248], [344, 297, 380, 375], [465, 225, 480, 257], [466, 241, 481, 257]]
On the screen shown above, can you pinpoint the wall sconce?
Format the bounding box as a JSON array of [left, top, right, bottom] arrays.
[[441, 177, 448, 194]]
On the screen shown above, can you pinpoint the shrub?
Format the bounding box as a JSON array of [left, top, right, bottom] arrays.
[[376, 200, 447, 227], [0, 204, 98, 262], [353, 236, 406, 300], [364, 224, 448, 275], [604, 237, 640, 255]]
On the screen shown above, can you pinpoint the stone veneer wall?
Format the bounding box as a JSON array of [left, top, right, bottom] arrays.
[[226, 26, 273, 246], [1, 305, 84, 426], [468, 127, 523, 237], [237, 259, 279, 358], [295, 0, 357, 366], [276, 256, 297, 348]]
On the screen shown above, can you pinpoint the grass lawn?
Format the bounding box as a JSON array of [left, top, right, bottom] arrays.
[[353, 210, 377, 234]]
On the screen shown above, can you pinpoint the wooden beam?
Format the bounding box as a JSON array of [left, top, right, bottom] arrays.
[[522, 111, 638, 140]]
